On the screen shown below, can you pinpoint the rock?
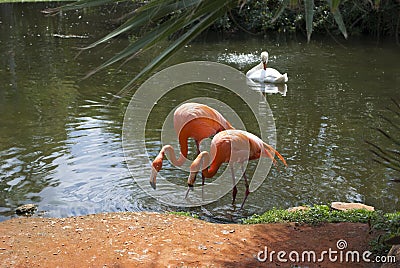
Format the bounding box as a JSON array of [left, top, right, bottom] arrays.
[[15, 204, 37, 216], [385, 235, 400, 245], [287, 206, 309, 212], [330, 202, 374, 211]]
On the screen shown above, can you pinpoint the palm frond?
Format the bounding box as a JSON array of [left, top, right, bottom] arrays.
[[46, 0, 354, 91], [380, 115, 400, 131], [366, 140, 400, 167], [374, 128, 400, 147], [326, 0, 348, 39], [372, 159, 400, 173], [304, 0, 315, 42], [83, 13, 190, 78], [81, 0, 201, 50], [366, 99, 400, 175], [116, 4, 228, 96]]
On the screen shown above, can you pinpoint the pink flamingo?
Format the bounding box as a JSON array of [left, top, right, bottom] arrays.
[[186, 129, 287, 208], [150, 102, 234, 189]]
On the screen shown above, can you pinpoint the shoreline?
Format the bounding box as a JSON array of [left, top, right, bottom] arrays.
[[0, 211, 383, 267]]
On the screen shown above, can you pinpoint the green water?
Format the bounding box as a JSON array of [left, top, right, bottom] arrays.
[[0, 3, 399, 222]]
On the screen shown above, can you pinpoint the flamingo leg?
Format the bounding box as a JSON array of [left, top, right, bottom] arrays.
[[195, 141, 208, 200], [195, 141, 206, 184], [186, 149, 205, 200], [230, 165, 238, 205], [195, 140, 201, 156], [194, 139, 206, 198], [201, 172, 205, 201], [240, 164, 250, 209]]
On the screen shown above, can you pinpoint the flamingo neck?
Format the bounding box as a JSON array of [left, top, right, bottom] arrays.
[[161, 145, 186, 167], [194, 152, 222, 179], [188, 151, 213, 185]]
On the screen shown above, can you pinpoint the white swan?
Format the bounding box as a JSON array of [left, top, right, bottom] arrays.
[[246, 78, 287, 96], [246, 51, 288, 84]]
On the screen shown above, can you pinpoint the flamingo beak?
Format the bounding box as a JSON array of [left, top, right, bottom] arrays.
[[187, 172, 197, 188], [149, 168, 157, 190], [263, 61, 267, 70], [185, 172, 196, 198], [185, 185, 193, 199]]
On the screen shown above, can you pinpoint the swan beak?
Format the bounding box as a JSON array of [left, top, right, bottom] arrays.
[[263, 61, 267, 70], [149, 168, 157, 190]]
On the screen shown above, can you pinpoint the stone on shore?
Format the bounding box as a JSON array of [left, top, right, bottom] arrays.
[[330, 202, 374, 212], [15, 204, 37, 215]]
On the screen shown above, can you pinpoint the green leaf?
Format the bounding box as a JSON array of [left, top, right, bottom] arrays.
[[332, 8, 348, 39], [372, 158, 400, 173], [48, 0, 354, 92], [375, 128, 400, 147], [83, 20, 176, 78], [304, 0, 314, 42], [367, 140, 400, 167], [329, 0, 341, 12], [84, 2, 204, 77], [85, 0, 231, 80], [116, 7, 226, 96], [81, 0, 200, 50], [326, 0, 347, 39]]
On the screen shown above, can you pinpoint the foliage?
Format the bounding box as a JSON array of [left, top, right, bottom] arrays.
[[43, 0, 400, 92], [202, 0, 350, 41], [212, 0, 302, 34], [169, 211, 199, 219], [45, 0, 241, 94], [242, 204, 377, 224], [43, 0, 350, 93], [242, 205, 400, 255], [213, 0, 399, 40], [339, 0, 400, 39], [369, 211, 400, 255], [366, 99, 400, 176]]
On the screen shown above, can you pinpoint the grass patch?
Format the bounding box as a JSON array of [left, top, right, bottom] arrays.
[[243, 205, 400, 256], [169, 206, 399, 255], [242, 204, 377, 224], [168, 211, 199, 219]]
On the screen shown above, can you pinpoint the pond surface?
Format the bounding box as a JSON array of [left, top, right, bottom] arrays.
[[0, 3, 399, 222]]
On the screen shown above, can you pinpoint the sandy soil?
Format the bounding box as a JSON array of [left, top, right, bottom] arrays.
[[0, 212, 381, 267]]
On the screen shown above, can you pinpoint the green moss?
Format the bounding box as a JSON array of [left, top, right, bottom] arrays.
[[242, 205, 377, 224], [168, 211, 199, 219], [243, 205, 400, 256]]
